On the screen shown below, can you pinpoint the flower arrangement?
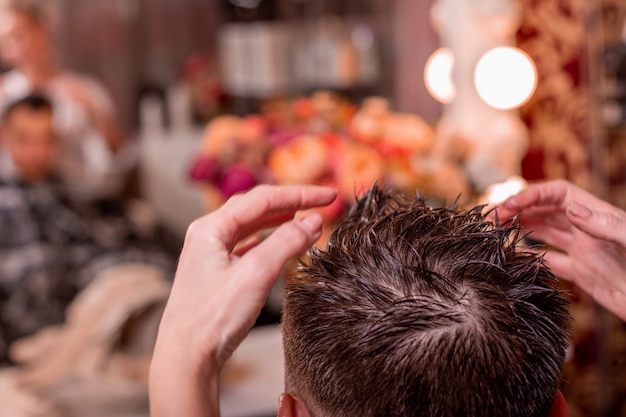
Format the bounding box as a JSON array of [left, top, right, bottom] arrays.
[[180, 53, 229, 122], [189, 91, 470, 232]]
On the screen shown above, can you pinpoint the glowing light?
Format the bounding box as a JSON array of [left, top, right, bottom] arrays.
[[484, 176, 527, 207], [424, 47, 455, 104], [474, 47, 537, 110]]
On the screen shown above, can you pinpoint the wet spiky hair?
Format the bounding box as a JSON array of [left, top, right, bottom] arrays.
[[282, 185, 570, 417]]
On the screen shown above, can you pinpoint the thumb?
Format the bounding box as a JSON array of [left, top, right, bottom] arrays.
[[567, 202, 626, 248]]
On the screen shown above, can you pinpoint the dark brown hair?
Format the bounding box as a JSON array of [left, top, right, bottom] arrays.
[[282, 186, 571, 417], [3, 94, 53, 123]]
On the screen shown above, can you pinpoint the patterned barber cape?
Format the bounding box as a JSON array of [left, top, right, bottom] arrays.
[[0, 178, 172, 362]]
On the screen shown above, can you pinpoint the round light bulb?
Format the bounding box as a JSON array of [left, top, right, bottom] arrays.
[[424, 47, 456, 104], [474, 47, 537, 110]]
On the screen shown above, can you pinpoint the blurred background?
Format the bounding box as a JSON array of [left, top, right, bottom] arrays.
[[0, 0, 625, 416]]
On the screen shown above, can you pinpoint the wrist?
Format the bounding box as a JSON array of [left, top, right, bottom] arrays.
[[150, 346, 220, 417], [150, 315, 222, 417]]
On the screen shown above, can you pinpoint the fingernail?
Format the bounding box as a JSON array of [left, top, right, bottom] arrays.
[[301, 212, 324, 233], [327, 188, 339, 198], [568, 202, 591, 218]]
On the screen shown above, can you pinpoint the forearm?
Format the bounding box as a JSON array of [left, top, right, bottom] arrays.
[[147, 186, 333, 416], [149, 350, 221, 417]]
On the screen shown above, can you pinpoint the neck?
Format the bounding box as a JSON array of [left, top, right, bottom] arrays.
[[18, 57, 58, 88]]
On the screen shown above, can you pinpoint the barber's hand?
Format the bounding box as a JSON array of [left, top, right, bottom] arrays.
[[149, 185, 337, 417], [495, 180, 626, 321]]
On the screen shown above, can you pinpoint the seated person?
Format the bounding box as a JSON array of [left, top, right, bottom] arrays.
[[150, 184, 571, 417], [0, 95, 171, 363], [0, 1, 128, 203]]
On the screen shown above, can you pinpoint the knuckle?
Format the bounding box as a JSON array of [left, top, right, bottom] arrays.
[[550, 180, 571, 197], [185, 215, 217, 244], [224, 185, 272, 209], [249, 184, 274, 200], [603, 212, 620, 229], [185, 218, 205, 241], [224, 192, 243, 207]]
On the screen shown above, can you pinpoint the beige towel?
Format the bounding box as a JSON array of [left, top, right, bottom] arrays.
[[8, 263, 171, 417]]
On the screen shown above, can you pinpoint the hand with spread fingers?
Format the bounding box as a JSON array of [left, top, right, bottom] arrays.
[[149, 185, 337, 417], [494, 180, 626, 322]]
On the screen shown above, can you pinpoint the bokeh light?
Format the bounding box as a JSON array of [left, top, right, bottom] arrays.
[[474, 46, 537, 110], [424, 47, 455, 104]]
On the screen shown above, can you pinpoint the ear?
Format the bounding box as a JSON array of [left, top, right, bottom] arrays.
[[549, 390, 568, 417], [277, 393, 312, 417]]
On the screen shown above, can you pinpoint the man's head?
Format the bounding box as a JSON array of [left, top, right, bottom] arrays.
[[281, 186, 571, 417], [2, 95, 56, 182], [0, 2, 50, 69]]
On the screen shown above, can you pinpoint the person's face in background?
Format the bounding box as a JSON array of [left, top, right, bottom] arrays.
[[2, 107, 57, 182], [0, 10, 49, 69]]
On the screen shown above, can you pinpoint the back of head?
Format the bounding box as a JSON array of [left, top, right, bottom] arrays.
[[282, 186, 571, 417]]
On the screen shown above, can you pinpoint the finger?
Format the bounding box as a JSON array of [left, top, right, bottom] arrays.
[[542, 251, 575, 282], [488, 206, 561, 224], [503, 180, 613, 214], [218, 185, 335, 248], [592, 287, 626, 322], [191, 185, 337, 250], [503, 180, 570, 211], [233, 211, 297, 245], [233, 213, 324, 293], [518, 210, 574, 232], [487, 205, 560, 223], [230, 212, 319, 255], [567, 202, 626, 248], [209, 214, 325, 366], [232, 235, 261, 257], [524, 224, 574, 253], [490, 185, 568, 223], [517, 206, 563, 219], [487, 206, 518, 223]]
